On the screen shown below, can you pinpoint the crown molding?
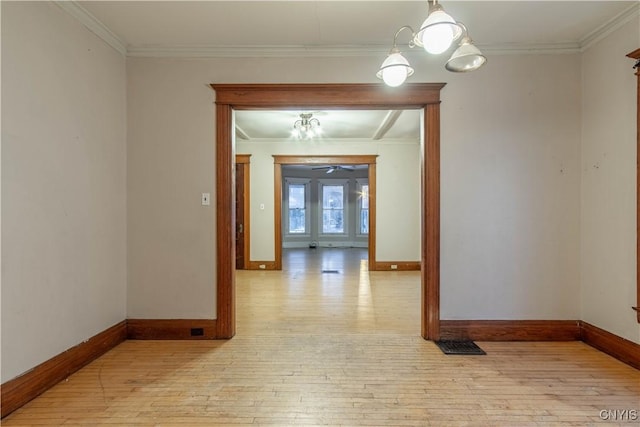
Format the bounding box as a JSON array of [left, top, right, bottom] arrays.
[[56, 1, 638, 59], [479, 42, 581, 55], [127, 42, 587, 58], [579, 3, 640, 52], [54, 1, 127, 56], [126, 44, 390, 58]]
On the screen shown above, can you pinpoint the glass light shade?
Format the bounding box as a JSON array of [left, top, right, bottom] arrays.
[[306, 125, 321, 138], [445, 37, 486, 72], [376, 51, 414, 87], [414, 7, 462, 54], [294, 125, 320, 139], [293, 114, 321, 139]]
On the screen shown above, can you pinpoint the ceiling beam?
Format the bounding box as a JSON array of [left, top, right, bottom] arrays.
[[235, 125, 250, 140], [372, 110, 403, 140]]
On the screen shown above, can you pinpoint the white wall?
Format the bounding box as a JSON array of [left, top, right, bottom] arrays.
[[581, 16, 640, 343], [439, 54, 582, 320], [127, 52, 582, 321], [1, 2, 127, 382], [126, 61, 216, 319], [237, 140, 421, 260]]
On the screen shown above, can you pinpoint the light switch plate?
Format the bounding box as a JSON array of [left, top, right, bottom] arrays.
[[202, 193, 210, 206]]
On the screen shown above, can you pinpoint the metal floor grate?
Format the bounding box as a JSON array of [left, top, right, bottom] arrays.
[[435, 340, 486, 355], [321, 270, 340, 274]]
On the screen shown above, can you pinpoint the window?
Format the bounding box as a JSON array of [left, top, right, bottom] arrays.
[[357, 180, 369, 235], [320, 181, 347, 234], [285, 179, 310, 235]]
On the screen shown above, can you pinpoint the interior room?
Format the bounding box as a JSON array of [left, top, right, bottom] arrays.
[[2, 1, 639, 424]]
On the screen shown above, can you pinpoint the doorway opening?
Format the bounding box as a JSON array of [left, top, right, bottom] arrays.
[[281, 163, 370, 270], [274, 155, 378, 270], [211, 83, 444, 340], [281, 163, 370, 275]]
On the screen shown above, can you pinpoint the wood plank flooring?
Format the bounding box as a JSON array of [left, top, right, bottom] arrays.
[[3, 248, 639, 426]]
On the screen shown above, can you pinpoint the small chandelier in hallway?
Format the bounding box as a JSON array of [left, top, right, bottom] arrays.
[[292, 113, 321, 140]]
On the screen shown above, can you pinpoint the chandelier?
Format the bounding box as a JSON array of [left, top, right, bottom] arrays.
[[376, 0, 486, 87], [292, 113, 321, 139]]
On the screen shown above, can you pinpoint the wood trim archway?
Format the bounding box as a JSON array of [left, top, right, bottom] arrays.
[[273, 155, 378, 271], [211, 83, 445, 340]]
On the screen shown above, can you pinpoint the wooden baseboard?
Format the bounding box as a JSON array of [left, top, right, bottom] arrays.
[[245, 261, 277, 270], [579, 321, 640, 370], [439, 320, 582, 341], [3, 317, 638, 419], [372, 261, 421, 271], [126, 319, 219, 339], [0, 320, 126, 419]]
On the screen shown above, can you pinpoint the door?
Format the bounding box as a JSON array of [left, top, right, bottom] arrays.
[[235, 155, 251, 270], [235, 162, 246, 269]]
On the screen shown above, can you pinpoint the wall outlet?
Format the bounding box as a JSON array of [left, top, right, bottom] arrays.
[[259, 264, 266, 269], [391, 264, 398, 270]]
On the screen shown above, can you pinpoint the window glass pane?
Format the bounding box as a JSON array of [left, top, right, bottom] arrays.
[[289, 184, 305, 209], [361, 185, 369, 209], [321, 184, 345, 234], [360, 209, 369, 234], [289, 209, 306, 233], [358, 184, 369, 235], [288, 183, 306, 233], [323, 209, 344, 233], [322, 186, 343, 209]]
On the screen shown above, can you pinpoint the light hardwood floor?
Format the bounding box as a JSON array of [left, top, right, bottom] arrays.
[[3, 248, 639, 426]]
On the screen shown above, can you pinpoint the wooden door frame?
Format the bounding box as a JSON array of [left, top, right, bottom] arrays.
[[235, 154, 251, 270], [273, 155, 378, 271], [211, 83, 445, 340]]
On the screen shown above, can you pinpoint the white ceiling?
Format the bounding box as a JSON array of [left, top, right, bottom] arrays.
[[69, 1, 638, 140], [234, 109, 422, 141], [77, 1, 636, 54]]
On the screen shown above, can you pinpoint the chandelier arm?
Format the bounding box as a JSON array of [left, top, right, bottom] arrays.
[[456, 22, 470, 39], [392, 25, 417, 49]]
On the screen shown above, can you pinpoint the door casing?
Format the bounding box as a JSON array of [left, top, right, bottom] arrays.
[[211, 83, 445, 340], [273, 155, 378, 270]]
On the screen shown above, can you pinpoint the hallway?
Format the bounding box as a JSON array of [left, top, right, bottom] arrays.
[[237, 248, 420, 336]]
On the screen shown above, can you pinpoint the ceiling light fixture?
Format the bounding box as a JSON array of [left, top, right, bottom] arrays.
[[292, 113, 321, 139], [376, 0, 486, 87]]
